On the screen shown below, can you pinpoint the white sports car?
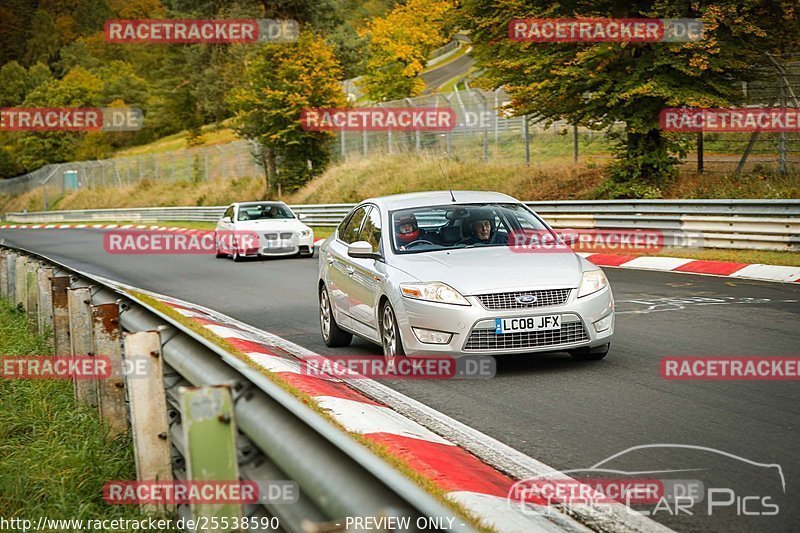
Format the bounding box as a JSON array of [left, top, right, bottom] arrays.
[[215, 201, 315, 261]]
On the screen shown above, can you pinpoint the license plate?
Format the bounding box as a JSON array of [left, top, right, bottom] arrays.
[[265, 240, 289, 249], [495, 315, 561, 334]]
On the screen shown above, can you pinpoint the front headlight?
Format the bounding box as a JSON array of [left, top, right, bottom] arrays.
[[578, 270, 608, 298], [299, 229, 312, 237], [400, 282, 470, 306]]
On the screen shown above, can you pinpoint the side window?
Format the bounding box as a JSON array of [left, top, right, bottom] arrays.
[[223, 206, 234, 220], [359, 206, 382, 251], [339, 206, 368, 244]]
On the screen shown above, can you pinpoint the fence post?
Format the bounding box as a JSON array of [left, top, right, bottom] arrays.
[[0, 250, 7, 300], [92, 302, 128, 436], [124, 330, 173, 516], [181, 386, 242, 528], [472, 90, 489, 162], [697, 132, 704, 174], [573, 124, 579, 163], [37, 267, 55, 342], [339, 130, 346, 159], [6, 252, 17, 299], [25, 260, 39, 326], [51, 276, 71, 363], [494, 89, 500, 144], [15, 255, 28, 309], [779, 85, 788, 174], [68, 286, 98, 407], [523, 115, 531, 166], [362, 129, 368, 157]]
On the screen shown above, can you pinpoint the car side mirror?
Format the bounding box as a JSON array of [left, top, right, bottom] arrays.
[[347, 240, 379, 259], [298, 213, 307, 220], [222, 216, 231, 223]]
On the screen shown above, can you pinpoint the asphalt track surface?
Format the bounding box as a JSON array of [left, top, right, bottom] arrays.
[[421, 53, 475, 91], [3, 228, 799, 533]]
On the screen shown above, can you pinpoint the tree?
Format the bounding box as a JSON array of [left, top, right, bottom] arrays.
[[0, 61, 28, 106], [359, 0, 456, 101], [461, 1, 800, 196], [227, 31, 345, 196]]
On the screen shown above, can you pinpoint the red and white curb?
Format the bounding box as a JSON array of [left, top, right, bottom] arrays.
[[580, 252, 800, 284], [80, 275, 670, 533]]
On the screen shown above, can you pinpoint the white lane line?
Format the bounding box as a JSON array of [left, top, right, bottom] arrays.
[[315, 395, 455, 446]]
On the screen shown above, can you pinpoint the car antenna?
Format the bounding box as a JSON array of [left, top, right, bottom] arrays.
[[437, 163, 456, 202]]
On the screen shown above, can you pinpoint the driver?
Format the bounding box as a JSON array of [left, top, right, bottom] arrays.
[[462, 209, 507, 245], [395, 213, 431, 249]]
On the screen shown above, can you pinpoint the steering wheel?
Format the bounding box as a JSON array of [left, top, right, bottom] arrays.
[[404, 239, 434, 248]]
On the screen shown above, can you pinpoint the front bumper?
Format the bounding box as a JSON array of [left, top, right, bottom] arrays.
[[394, 286, 614, 357]]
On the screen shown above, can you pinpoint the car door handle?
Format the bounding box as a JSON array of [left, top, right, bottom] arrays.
[[345, 266, 356, 276], [325, 255, 335, 265]]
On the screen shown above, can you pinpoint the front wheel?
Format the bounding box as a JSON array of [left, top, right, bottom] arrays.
[[319, 285, 352, 347], [381, 301, 405, 365], [570, 343, 610, 361]]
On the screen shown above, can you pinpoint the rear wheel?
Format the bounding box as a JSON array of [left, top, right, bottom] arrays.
[[380, 301, 405, 366], [570, 343, 610, 361], [319, 285, 352, 347]]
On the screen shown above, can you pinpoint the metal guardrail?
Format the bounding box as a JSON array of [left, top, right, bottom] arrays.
[[0, 244, 471, 532], [4, 200, 800, 251]]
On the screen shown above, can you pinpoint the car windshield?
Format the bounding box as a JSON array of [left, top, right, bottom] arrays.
[[390, 203, 553, 254], [237, 203, 294, 221]]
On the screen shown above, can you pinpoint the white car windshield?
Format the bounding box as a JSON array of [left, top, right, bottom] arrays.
[[391, 203, 553, 254], [237, 204, 294, 221]]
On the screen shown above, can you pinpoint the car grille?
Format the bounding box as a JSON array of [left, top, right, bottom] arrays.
[[264, 232, 294, 240], [475, 289, 571, 310], [463, 321, 588, 351]]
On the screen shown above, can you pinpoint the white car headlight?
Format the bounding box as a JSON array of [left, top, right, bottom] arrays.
[[299, 229, 312, 237], [400, 282, 470, 306], [578, 270, 608, 298]]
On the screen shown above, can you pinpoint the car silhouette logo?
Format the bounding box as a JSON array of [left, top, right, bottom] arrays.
[[516, 294, 537, 304]]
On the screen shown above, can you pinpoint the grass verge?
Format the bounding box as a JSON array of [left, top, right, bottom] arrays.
[[0, 299, 163, 526]]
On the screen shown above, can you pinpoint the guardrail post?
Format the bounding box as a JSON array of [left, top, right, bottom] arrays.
[[68, 286, 98, 407], [51, 276, 71, 361], [15, 255, 28, 310], [124, 330, 173, 515], [37, 267, 55, 344], [26, 260, 39, 326], [180, 386, 241, 529], [0, 250, 7, 300], [93, 302, 128, 436]]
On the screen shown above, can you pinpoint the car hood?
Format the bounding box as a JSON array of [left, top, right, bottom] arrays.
[[232, 219, 307, 232], [390, 247, 583, 294]]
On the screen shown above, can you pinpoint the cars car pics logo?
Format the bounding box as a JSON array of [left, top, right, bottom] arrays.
[[506, 444, 786, 518]]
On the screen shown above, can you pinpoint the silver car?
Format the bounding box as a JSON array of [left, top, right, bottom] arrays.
[[317, 191, 614, 362]]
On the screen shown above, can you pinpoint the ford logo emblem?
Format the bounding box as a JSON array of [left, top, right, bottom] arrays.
[[515, 294, 537, 304]]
